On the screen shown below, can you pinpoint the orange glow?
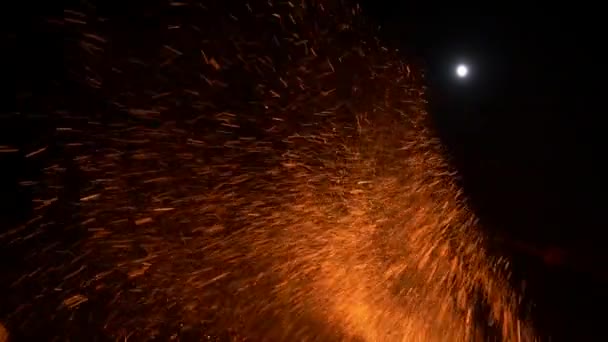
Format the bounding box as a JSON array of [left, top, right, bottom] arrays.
[[2, 1, 536, 340]]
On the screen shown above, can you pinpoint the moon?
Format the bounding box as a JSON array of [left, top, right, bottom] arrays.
[[456, 64, 468, 78]]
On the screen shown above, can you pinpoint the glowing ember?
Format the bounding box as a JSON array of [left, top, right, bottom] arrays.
[[2, 0, 534, 340]]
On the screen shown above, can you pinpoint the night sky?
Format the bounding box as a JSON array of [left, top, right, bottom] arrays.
[[3, 1, 608, 340], [359, 2, 608, 339]]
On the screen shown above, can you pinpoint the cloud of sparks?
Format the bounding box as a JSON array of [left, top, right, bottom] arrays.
[[2, 0, 535, 340]]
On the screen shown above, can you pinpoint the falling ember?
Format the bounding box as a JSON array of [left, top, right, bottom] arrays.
[[2, 0, 535, 341]]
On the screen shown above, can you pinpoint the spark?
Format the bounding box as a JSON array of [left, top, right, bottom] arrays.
[[62, 294, 89, 309], [25, 146, 47, 158]]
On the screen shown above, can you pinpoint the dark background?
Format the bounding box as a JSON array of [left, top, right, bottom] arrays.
[[3, 0, 608, 340], [359, 1, 608, 340]]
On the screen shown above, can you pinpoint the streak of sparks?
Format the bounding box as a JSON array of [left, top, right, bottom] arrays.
[[2, 0, 536, 341]]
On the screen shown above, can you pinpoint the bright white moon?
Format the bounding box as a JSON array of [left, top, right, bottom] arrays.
[[456, 64, 468, 78]]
